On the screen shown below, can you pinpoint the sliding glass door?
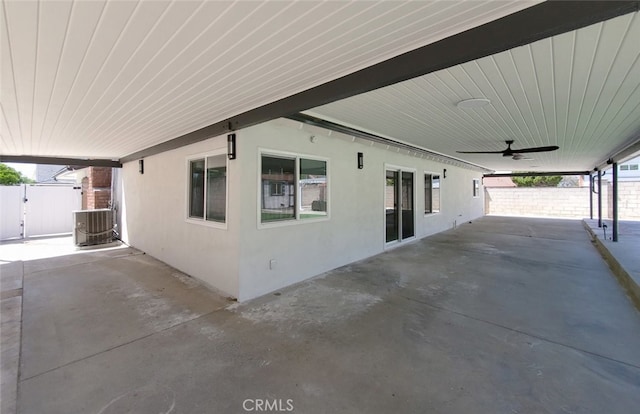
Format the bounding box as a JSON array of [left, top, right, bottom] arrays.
[[385, 168, 414, 243], [385, 170, 399, 242], [401, 171, 414, 239]]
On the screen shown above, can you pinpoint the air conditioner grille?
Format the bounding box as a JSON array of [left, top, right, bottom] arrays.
[[73, 209, 113, 246]]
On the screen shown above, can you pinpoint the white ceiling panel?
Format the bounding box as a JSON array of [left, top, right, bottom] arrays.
[[307, 11, 640, 172], [1, 0, 539, 160]]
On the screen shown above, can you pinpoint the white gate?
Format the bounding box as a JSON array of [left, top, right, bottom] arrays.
[[0, 186, 24, 240], [25, 185, 82, 237], [0, 185, 82, 240]]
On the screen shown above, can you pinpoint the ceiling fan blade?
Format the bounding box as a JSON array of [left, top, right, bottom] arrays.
[[512, 154, 533, 160], [456, 150, 505, 154], [512, 145, 559, 154], [457, 141, 559, 155]]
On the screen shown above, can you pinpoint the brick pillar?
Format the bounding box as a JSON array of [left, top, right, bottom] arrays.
[[85, 167, 112, 209]]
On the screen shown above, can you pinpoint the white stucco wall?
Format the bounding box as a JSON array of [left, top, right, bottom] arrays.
[[235, 119, 484, 301], [119, 135, 240, 298], [118, 119, 484, 302]]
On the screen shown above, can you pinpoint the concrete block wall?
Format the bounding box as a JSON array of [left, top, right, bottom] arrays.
[[485, 187, 590, 218], [486, 182, 639, 220], [611, 181, 640, 220]]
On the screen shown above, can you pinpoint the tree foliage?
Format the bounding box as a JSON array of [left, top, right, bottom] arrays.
[[0, 163, 34, 185], [511, 175, 563, 187]]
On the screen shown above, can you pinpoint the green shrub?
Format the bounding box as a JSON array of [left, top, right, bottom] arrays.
[[0, 163, 34, 185], [511, 175, 563, 187]]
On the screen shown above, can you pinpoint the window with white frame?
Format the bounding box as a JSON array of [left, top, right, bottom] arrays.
[[424, 173, 440, 214], [473, 179, 480, 197], [261, 153, 327, 223], [270, 182, 285, 196], [188, 153, 227, 223]]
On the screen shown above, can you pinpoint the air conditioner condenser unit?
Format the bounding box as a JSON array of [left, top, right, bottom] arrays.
[[73, 209, 114, 247]]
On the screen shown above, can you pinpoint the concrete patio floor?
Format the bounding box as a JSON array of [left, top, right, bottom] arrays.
[[3, 216, 640, 413]]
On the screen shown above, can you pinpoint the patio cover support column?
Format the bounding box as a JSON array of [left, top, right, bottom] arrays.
[[612, 163, 619, 242], [597, 170, 603, 228], [589, 174, 593, 220]]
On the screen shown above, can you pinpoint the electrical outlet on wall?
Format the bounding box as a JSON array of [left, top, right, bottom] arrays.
[[269, 259, 277, 270]]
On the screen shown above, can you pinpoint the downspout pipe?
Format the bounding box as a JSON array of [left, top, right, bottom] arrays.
[[597, 170, 602, 228]]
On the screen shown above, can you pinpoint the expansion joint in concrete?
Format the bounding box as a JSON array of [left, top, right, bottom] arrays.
[[395, 292, 640, 371], [18, 304, 227, 384], [25, 251, 146, 276]]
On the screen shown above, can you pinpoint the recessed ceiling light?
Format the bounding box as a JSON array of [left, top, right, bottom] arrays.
[[456, 98, 491, 109]]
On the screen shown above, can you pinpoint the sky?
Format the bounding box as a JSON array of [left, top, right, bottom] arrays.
[[5, 163, 36, 179]]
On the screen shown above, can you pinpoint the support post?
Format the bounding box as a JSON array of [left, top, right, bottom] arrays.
[[597, 170, 602, 228], [589, 174, 593, 220], [612, 163, 618, 242]]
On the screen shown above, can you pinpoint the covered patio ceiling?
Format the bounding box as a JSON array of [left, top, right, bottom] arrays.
[[1, 1, 639, 173], [306, 9, 640, 173]]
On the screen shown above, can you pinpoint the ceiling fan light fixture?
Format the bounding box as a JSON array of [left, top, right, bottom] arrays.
[[456, 98, 491, 109]]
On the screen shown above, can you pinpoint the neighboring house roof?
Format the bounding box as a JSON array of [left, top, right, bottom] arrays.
[[558, 175, 586, 188], [35, 165, 72, 184], [53, 166, 90, 183], [35, 164, 88, 184]]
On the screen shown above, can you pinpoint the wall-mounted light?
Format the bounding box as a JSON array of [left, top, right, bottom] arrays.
[[139, 159, 144, 174], [357, 152, 364, 169], [227, 133, 236, 160], [443, 168, 447, 179]]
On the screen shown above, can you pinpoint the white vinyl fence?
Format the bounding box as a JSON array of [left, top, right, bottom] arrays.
[[0, 185, 81, 240]]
